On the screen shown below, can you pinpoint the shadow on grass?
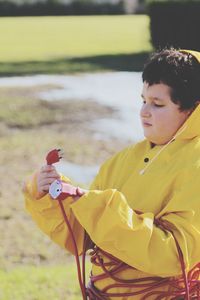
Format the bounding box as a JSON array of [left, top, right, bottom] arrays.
[[0, 51, 151, 76]]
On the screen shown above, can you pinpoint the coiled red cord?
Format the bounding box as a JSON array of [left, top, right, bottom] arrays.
[[57, 200, 200, 299], [94, 247, 199, 299]]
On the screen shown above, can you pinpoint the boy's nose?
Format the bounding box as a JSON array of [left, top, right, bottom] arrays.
[[140, 104, 151, 118]]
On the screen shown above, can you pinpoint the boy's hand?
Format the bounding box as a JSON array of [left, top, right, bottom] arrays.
[[36, 165, 60, 199]]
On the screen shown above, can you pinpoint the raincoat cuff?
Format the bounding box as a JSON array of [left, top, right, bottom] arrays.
[[24, 173, 72, 213]]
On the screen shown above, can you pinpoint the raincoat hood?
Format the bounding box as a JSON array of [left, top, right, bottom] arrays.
[[182, 49, 200, 63], [176, 104, 200, 140], [170, 50, 200, 141]]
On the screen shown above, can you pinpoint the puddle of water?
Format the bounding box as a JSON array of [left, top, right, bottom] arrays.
[[0, 72, 144, 141], [56, 160, 99, 187]]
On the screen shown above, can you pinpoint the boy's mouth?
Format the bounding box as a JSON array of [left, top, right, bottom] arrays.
[[142, 121, 152, 127]]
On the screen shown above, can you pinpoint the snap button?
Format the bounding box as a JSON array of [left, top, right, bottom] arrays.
[[144, 157, 149, 163]]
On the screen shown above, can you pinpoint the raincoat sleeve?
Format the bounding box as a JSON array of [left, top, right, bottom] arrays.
[[24, 172, 86, 255], [71, 159, 200, 277]]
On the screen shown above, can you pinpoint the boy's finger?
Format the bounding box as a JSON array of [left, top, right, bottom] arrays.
[[38, 182, 52, 193], [39, 177, 59, 187], [40, 165, 56, 173], [38, 174, 60, 184], [40, 171, 60, 179], [40, 184, 51, 192]]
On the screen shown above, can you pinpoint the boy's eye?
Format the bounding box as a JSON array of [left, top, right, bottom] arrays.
[[142, 99, 164, 107], [154, 103, 164, 107]]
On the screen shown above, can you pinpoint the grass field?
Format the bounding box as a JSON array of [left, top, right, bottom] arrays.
[[0, 262, 91, 300], [0, 15, 152, 74]]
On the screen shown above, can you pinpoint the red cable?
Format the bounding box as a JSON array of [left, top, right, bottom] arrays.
[[58, 198, 87, 300]]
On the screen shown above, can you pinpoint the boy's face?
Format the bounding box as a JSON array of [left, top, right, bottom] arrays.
[[140, 82, 191, 145]]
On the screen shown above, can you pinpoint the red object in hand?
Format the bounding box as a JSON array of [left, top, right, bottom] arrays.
[[46, 149, 63, 165], [46, 149, 85, 201]]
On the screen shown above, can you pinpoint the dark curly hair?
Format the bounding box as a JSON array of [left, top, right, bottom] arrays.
[[142, 48, 200, 111]]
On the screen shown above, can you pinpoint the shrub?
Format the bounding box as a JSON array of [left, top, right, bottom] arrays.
[[0, 0, 124, 16], [147, 0, 200, 51]]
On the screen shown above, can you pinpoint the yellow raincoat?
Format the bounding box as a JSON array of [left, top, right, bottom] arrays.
[[24, 50, 200, 299]]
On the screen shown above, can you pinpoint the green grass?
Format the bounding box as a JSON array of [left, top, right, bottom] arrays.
[[0, 263, 90, 300], [0, 15, 152, 74], [0, 15, 150, 61]]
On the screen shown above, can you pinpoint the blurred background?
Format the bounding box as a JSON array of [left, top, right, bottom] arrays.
[[0, 0, 199, 299]]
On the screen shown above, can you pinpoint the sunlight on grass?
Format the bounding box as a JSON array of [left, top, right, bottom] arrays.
[[0, 15, 151, 62], [0, 262, 91, 300]]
